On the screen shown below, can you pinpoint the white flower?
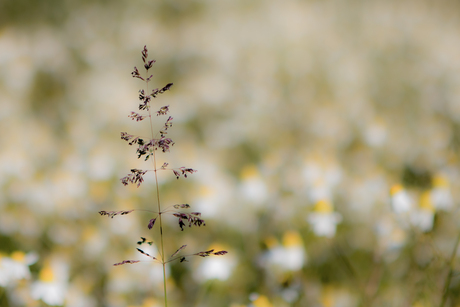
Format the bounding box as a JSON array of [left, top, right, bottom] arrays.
[[239, 165, 268, 206], [363, 118, 387, 148], [410, 191, 435, 232], [302, 156, 342, 203], [193, 163, 233, 218], [430, 175, 454, 211], [281, 232, 306, 271], [0, 251, 38, 287], [375, 217, 407, 262], [261, 231, 306, 272], [194, 245, 235, 282], [31, 259, 69, 306], [390, 185, 413, 214], [307, 200, 342, 238]]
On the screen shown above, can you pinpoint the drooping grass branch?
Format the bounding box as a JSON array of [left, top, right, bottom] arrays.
[[114, 238, 228, 267]]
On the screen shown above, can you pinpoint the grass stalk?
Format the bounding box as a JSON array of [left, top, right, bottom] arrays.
[[148, 79, 168, 306], [439, 229, 460, 307], [100, 45, 227, 307], [154, 151, 168, 306]]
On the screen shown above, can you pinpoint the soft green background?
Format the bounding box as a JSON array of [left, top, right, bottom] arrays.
[[1, 0, 460, 306]]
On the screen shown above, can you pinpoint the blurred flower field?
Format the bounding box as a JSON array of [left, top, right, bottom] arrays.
[[1, 0, 460, 306]]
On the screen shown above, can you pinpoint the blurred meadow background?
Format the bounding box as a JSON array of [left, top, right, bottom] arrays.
[[1, 0, 460, 306]]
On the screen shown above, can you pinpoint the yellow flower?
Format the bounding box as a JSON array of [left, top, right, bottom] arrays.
[[313, 200, 333, 213], [253, 295, 273, 307], [282, 231, 303, 248], [390, 184, 403, 196], [432, 175, 449, 188], [11, 251, 26, 262], [39, 266, 55, 283], [419, 191, 434, 212], [240, 164, 259, 180]]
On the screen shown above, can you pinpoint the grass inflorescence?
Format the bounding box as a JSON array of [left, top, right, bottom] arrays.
[[100, 46, 227, 306]]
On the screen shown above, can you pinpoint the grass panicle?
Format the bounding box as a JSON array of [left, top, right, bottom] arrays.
[[100, 46, 227, 306]]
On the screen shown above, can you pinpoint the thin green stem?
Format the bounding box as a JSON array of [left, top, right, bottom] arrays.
[[154, 151, 168, 307], [147, 77, 167, 307], [440, 229, 460, 307]]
